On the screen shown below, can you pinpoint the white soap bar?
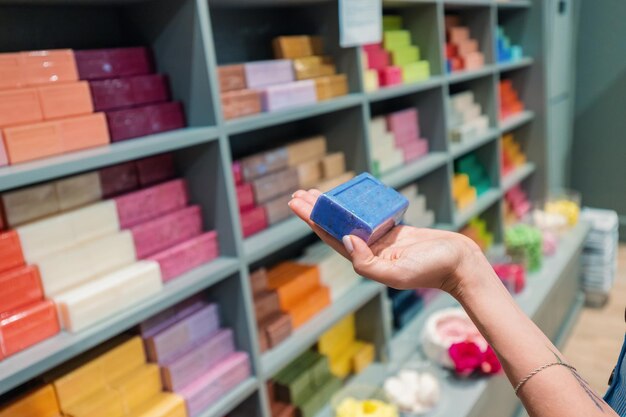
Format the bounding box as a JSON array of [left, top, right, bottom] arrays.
[[38, 231, 137, 297], [370, 132, 396, 155], [55, 261, 162, 332], [378, 149, 404, 174], [18, 201, 120, 262], [450, 91, 474, 110], [468, 115, 489, 132], [369, 117, 388, 138], [55, 172, 103, 211], [461, 103, 482, 123], [400, 184, 418, 200]]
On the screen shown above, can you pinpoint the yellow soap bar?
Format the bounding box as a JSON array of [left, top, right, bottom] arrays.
[[63, 388, 125, 417], [452, 174, 470, 199], [318, 314, 355, 358], [99, 336, 147, 384], [364, 69, 379, 92], [110, 364, 162, 414], [0, 385, 60, 417], [126, 393, 187, 417], [53, 358, 108, 410], [351, 341, 375, 373]]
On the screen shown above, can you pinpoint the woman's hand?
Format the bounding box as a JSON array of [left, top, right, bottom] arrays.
[[288, 189, 485, 295]]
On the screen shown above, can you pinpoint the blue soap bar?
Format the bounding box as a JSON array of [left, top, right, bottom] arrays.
[[310, 173, 409, 244]]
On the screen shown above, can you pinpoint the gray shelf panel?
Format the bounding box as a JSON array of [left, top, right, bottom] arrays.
[[243, 216, 312, 264], [0, 257, 240, 396], [381, 152, 450, 189], [224, 94, 363, 136], [496, 0, 531, 8], [0, 127, 220, 192], [197, 377, 258, 417], [446, 66, 496, 84], [449, 128, 499, 158], [366, 77, 445, 103], [502, 162, 536, 191], [497, 57, 534, 73], [444, 0, 493, 6], [261, 280, 383, 378], [453, 188, 502, 229], [499, 110, 535, 133]]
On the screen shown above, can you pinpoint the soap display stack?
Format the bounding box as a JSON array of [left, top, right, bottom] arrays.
[[270, 350, 342, 417], [492, 263, 526, 294], [496, 26, 524, 63], [369, 108, 429, 176], [218, 35, 348, 120], [361, 15, 430, 91], [318, 315, 375, 379], [501, 133, 527, 176], [445, 15, 485, 73], [140, 297, 251, 417], [399, 184, 435, 228], [505, 224, 543, 272], [79, 47, 185, 143], [249, 268, 293, 353], [388, 288, 423, 330], [452, 154, 491, 210], [233, 136, 353, 237], [504, 185, 531, 224], [499, 79, 524, 121], [448, 91, 490, 143], [460, 217, 494, 251]]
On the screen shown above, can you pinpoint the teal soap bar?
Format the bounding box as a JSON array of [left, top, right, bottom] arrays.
[[310, 173, 409, 244]]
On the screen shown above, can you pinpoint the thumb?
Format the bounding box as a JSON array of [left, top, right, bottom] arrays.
[[342, 235, 394, 284]]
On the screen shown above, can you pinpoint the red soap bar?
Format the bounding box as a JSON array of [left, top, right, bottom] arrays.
[[115, 179, 189, 228], [0, 265, 43, 313], [74, 47, 153, 80], [237, 183, 255, 212], [377, 66, 402, 86], [90, 74, 170, 111], [241, 206, 267, 238], [446, 43, 458, 59], [99, 161, 140, 198], [0, 231, 25, 274], [232, 162, 243, 185], [0, 300, 60, 358], [365, 49, 390, 70], [106, 101, 185, 142], [450, 57, 464, 71], [149, 231, 219, 282], [363, 43, 383, 53], [135, 153, 176, 187]]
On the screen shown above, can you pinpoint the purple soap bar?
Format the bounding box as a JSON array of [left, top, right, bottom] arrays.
[[180, 352, 251, 417], [145, 303, 220, 364], [261, 80, 317, 112], [139, 295, 207, 338], [149, 231, 219, 282], [130, 205, 203, 258], [310, 172, 409, 244], [136, 153, 176, 187], [98, 161, 140, 198], [75, 47, 153, 80], [106, 102, 185, 142], [115, 179, 189, 228], [162, 328, 235, 392], [90, 74, 170, 111], [244, 60, 294, 88]]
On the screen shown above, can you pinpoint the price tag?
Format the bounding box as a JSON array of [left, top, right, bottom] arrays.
[[339, 0, 382, 47]]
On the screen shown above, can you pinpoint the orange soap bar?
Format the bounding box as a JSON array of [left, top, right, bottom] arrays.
[[20, 49, 78, 86], [0, 88, 43, 127], [0, 53, 22, 90], [267, 262, 321, 310], [0, 230, 25, 274], [0, 385, 61, 417], [0, 265, 43, 313], [0, 300, 60, 358], [288, 286, 330, 328], [38, 81, 94, 120]]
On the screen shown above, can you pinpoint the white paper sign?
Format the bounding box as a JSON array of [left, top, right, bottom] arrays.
[[339, 0, 382, 47]]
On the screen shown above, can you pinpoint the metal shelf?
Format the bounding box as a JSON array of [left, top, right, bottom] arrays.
[[453, 188, 502, 229], [502, 162, 536, 191], [499, 110, 535, 133], [381, 152, 450, 189], [366, 76, 444, 103], [449, 129, 499, 158], [497, 57, 534, 73], [196, 377, 258, 417], [243, 216, 313, 264], [446, 66, 496, 84]]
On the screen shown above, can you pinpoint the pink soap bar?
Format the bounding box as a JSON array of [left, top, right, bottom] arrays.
[[136, 153, 176, 187], [162, 328, 235, 392], [139, 295, 207, 338], [149, 231, 219, 282], [75, 47, 153, 80], [106, 101, 185, 142], [392, 128, 419, 146], [244, 60, 294, 89], [130, 205, 203, 258], [261, 80, 317, 112], [115, 179, 189, 228], [99, 161, 140, 198], [241, 206, 267, 238], [145, 303, 220, 364], [232, 162, 243, 185], [363, 43, 382, 53], [180, 352, 251, 417], [0, 137, 8, 167], [377, 66, 402, 86], [365, 49, 390, 70], [236, 183, 255, 212], [387, 109, 418, 135], [401, 139, 429, 162], [90, 74, 170, 111], [464, 52, 484, 70]]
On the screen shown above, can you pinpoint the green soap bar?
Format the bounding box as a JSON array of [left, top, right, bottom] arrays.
[[298, 376, 343, 417], [383, 15, 403, 31], [275, 350, 317, 382], [476, 183, 490, 195], [371, 160, 381, 178], [390, 46, 420, 66], [402, 61, 430, 83], [275, 371, 312, 404], [383, 30, 411, 49], [309, 356, 331, 387]]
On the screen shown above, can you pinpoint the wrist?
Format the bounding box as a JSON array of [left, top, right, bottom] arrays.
[[446, 235, 495, 302]]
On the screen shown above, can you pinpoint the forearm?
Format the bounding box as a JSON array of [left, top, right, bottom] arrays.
[[452, 246, 615, 417]]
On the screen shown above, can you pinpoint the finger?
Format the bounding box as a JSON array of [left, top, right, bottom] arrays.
[[288, 197, 313, 223], [344, 235, 398, 284], [308, 189, 322, 197]]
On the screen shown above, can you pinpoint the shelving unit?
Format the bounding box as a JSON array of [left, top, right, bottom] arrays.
[[0, 1, 576, 417]]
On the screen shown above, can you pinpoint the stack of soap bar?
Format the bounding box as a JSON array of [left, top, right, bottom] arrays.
[[75, 47, 185, 142], [0, 384, 61, 417], [454, 154, 491, 208], [460, 217, 494, 251], [499, 80, 524, 120], [448, 91, 490, 143], [492, 262, 526, 294], [297, 242, 360, 301], [399, 184, 435, 228], [452, 174, 476, 211], [501, 133, 526, 176], [317, 315, 375, 378], [388, 288, 423, 329], [445, 14, 485, 72], [249, 268, 293, 352], [497, 26, 524, 63], [368, 108, 429, 176], [504, 185, 531, 224], [140, 297, 250, 417], [505, 224, 543, 272], [311, 173, 409, 244]]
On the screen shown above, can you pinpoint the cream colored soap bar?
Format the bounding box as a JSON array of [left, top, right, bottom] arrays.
[[111, 364, 162, 414], [18, 201, 120, 262], [55, 261, 162, 332], [55, 172, 103, 211], [1, 183, 60, 227], [297, 158, 323, 189], [320, 152, 346, 179], [287, 136, 327, 166], [38, 231, 136, 297]]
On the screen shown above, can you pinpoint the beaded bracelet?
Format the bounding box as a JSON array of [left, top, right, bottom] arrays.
[[514, 362, 577, 395]]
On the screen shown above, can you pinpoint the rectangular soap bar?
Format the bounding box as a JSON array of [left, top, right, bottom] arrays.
[[115, 179, 189, 228], [38, 81, 93, 120], [162, 328, 235, 392], [62, 388, 125, 417], [249, 267, 268, 295], [221, 89, 262, 120], [261, 312, 292, 347], [111, 364, 162, 414], [54, 261, 163, 332], [54, 172, 103, 211], [313, 74, 348, 101], [236, 183, 255, 211], [244, 60, 294, 89], [75, 47, 153, 80], [1, 183, 60, 228], [99, 336, 147, 384], [90, 74, 170, 111], [0, 300, 60, 358], [296, 158, 323, 189], [241, 147, 289, 182], [139, 295, 206, 338], [106, 102, 185, 142], [0, 53, 23, 90], [125, 392, 187, 417], [273, 36, 316, 59], [240, 206, 267, 238], [320, 152, 346, 179], [0, 87, 43, 127], [254, 290, 281, 322], [252, 167, 299, 204], [316, 171, 355, 193], [263, 193, 293, 225], [0, 385, 60, 417], [289, 286, 330, 328], [99, 161, 140, 198], [217, 65, 246, 92], [136, 153, 176, 187], [0, 265, 43, 313], [285, 137, 326, 167], [293, 56, 336, 80], [0, 231, 25, 274], [261, 80, 317, 112], [130, 205, 203, 259], [267, 262, 321, 311], [310, 172, 408, 244], [0, 139, 7, 168], [20, 50, 78, 86], [148, 231, 219, 282]]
